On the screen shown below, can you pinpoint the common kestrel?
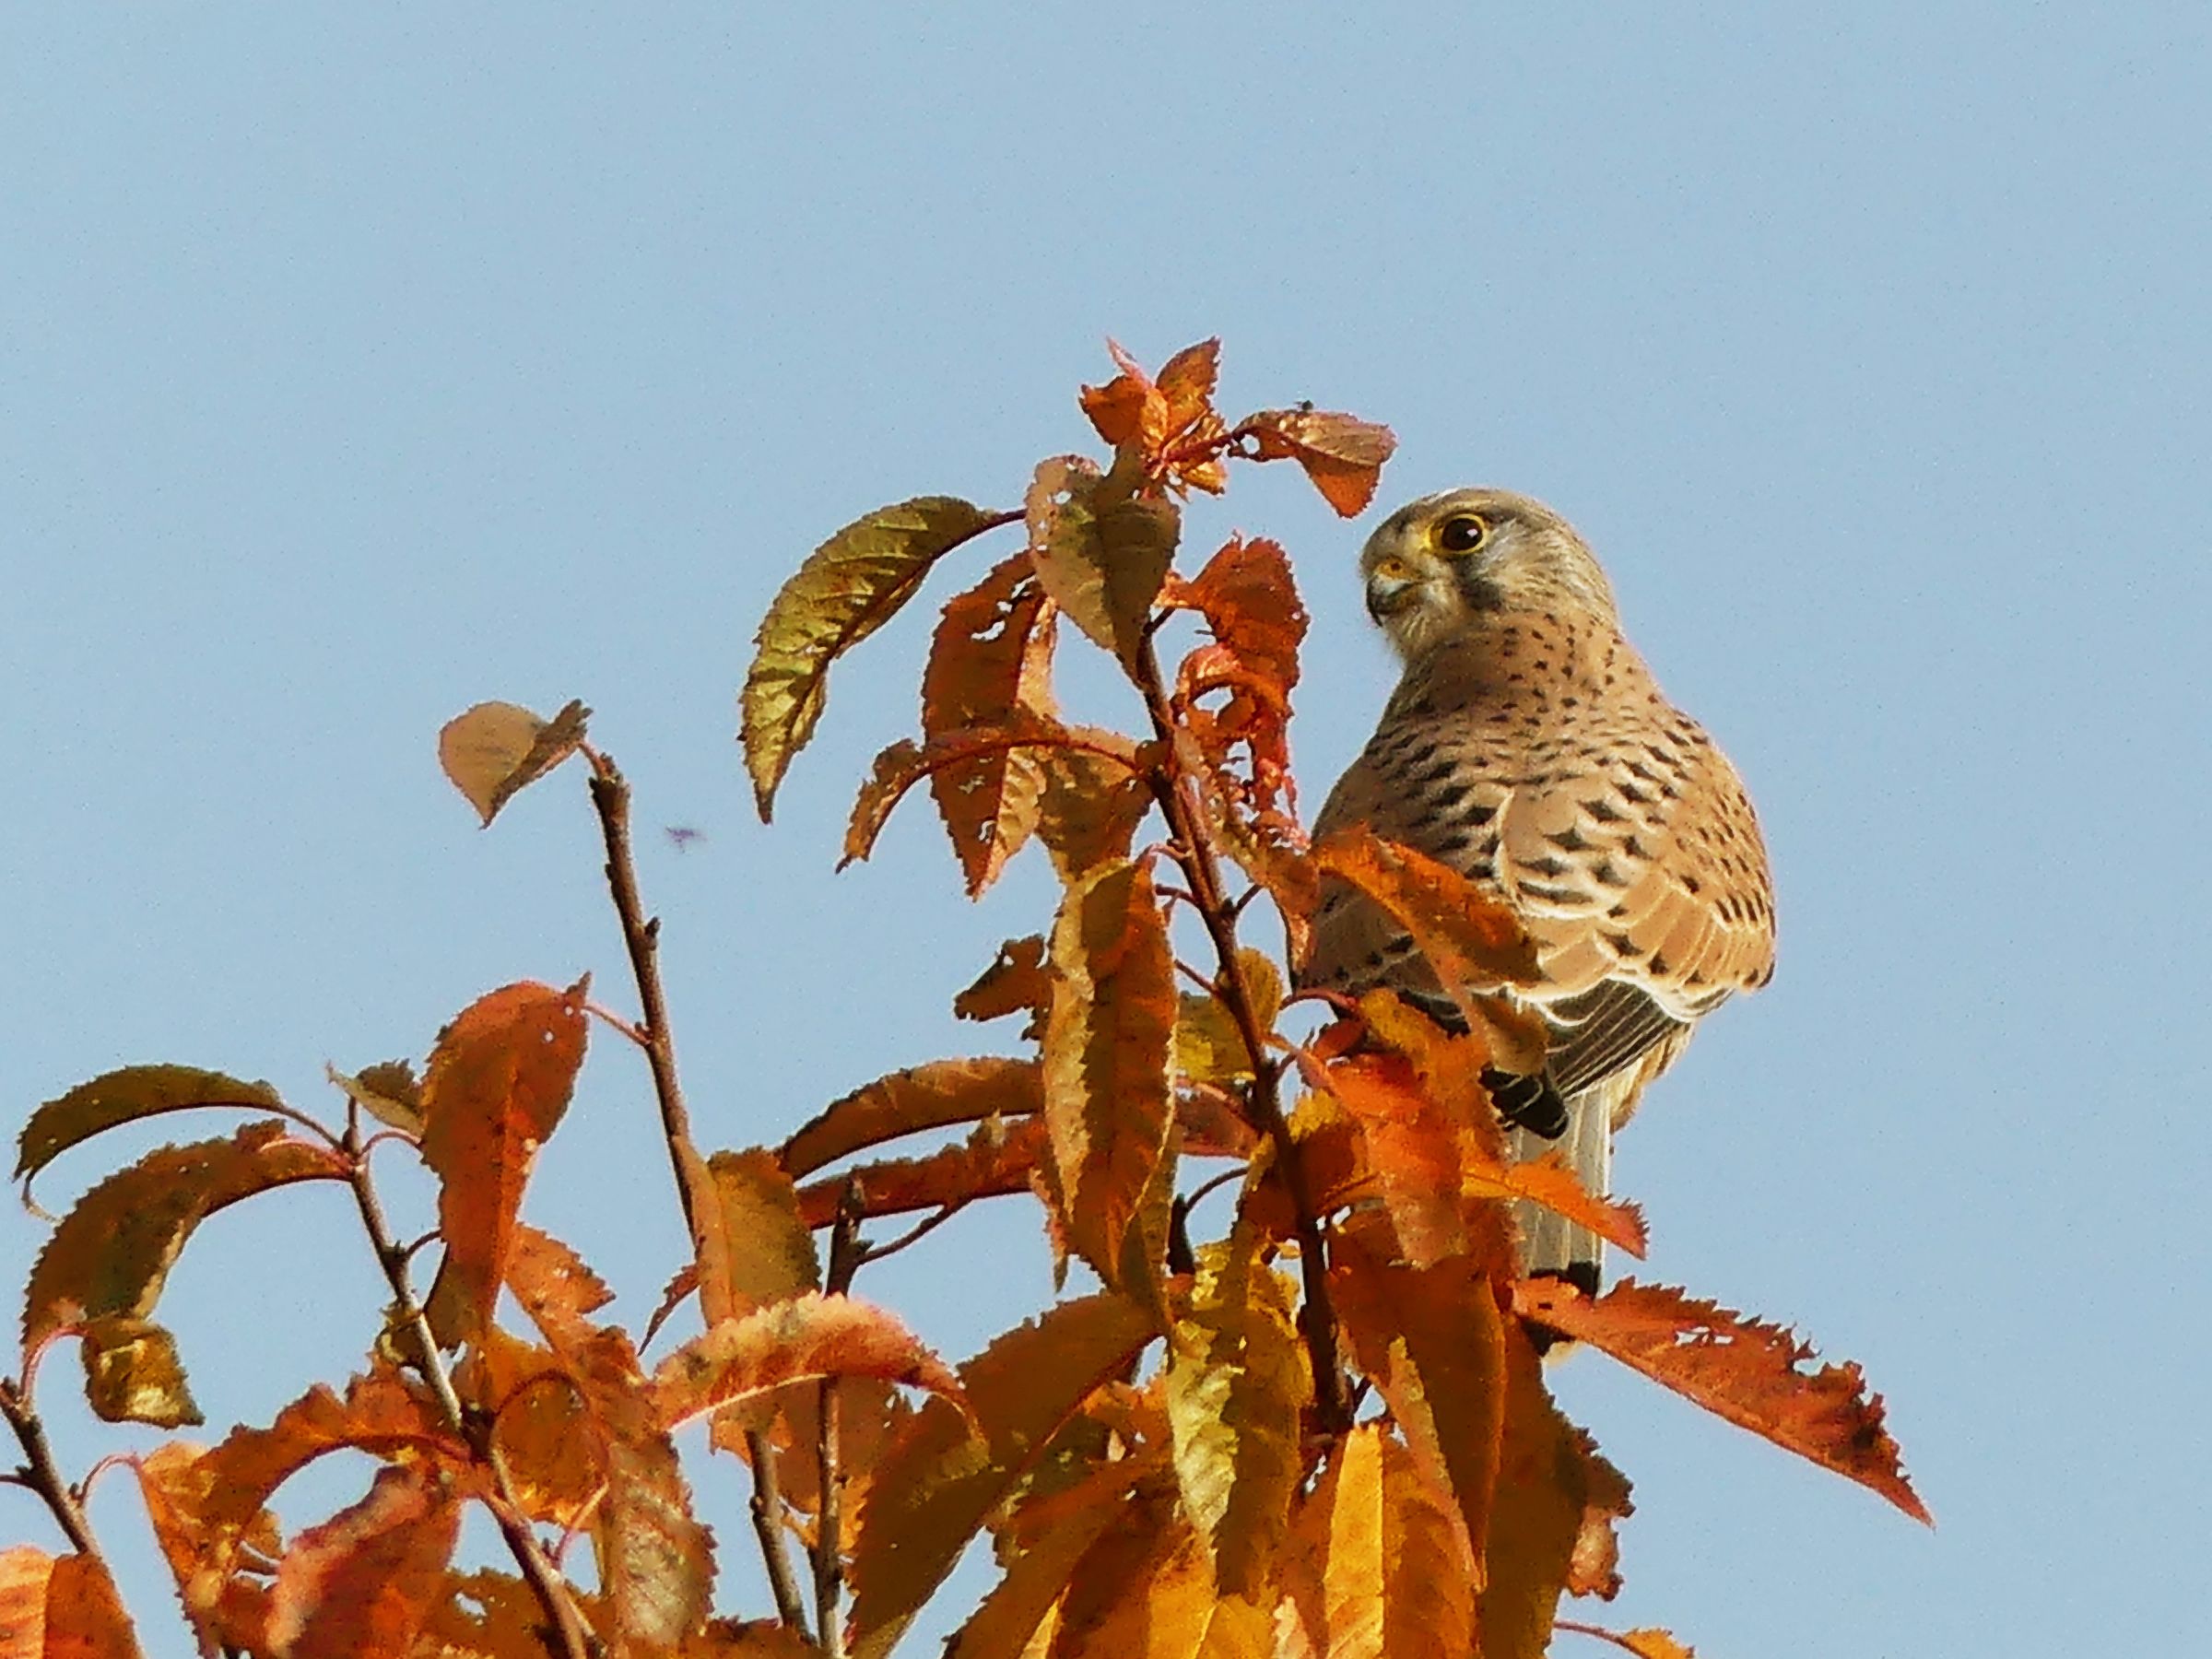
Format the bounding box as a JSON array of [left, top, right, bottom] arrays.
[[1301, 488, 1776, 1292]]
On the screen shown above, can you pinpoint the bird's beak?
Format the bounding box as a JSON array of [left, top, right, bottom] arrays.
[[1364, 570, 1420, 622]]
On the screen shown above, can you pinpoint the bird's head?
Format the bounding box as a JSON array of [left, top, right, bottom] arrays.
[[1359, 487, 1618, 661]]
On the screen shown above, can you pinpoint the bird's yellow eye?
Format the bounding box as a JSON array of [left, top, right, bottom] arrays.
[[1436, 513, 1488, 553]]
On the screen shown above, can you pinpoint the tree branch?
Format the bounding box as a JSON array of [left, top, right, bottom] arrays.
[[0, 1378, 100, 1559], [812, 1182, 867, 1659]]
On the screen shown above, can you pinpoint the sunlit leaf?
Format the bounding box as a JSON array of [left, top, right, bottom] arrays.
[[325, 1060, 423, 1137], [1079, 338, 1232, 496], [438, 699, 590, 826], [1237, 407, 1396, 517], [953, 935, 1051, 1034], [1566, 1440, 1634, 1602], [1052, 1500, 1218, 1659], [782, 1059, 1043, 1180], [1284, 1423, 1473, 1659], [848, 1292, 1158, 1659], [454, 1324, 599, 1528], [264, 1465, 459, 1659], [1042, 860, 1177, 1300], [795, 1115, 1048, 1227], [132, 1441, 275, 1658], [653, 1291, 963, 1430], [1167, 535, 1307, 697], [414, 1570, 584, 1659], [750, 1375, 914, 1544], [420, 979, 590, 1350], [947, 1481, 1124, 1659], [0, 1546, 145, 1659], [1034, 745, 1157, 883], [1312, 829, 1540, 1016], [843, 721, 1141, 872], [15, 1065, 286, 1200], [79, 1314, 202, 1428], [743, 497, 1006, 819], [22, 1121, 347, 1367], [1514, 1279, 1930, 1523], [1025, 457, 1178, 669]]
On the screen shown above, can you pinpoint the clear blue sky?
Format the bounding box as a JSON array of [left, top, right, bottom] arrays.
[[5, 6, 2206, 1653]]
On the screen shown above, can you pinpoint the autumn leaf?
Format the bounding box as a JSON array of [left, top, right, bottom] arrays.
[[1317, 1047, 1485, 1268], [455, 1325, 599, 1527], [847, 1292, 1158, 1659], [1049, 1500, 1218, 1659], [420, 979, 590, 1350], [1042, 860, 1178, 1300], [504, 1227, 713, 1648], [653, 1291, 964, 1431], [263, 1465, 460, 1659], [132, 1441, 276, 1658], [1163, 1231, 1307, 1595], [1481, 1324, 1615, 1659], [946, 1481, 1127, 1659], [1470, 1149, 1647, 1259], [1312, 828, 1540, 1009], [782, 1059, 1044, 1180], [953, 935, 1051, 1033], [1330, 1224, 1506, 1574], [1565, 1434, 1634, 1601], [923, 555, 1058, 895], [1283, 1424, 1475, 1659], [706, 1147, 822, 1309], [437, 698, 590, 826], [79, 1314, 202, 1427], [1078, 338, 1232, 496], [795, 1116, 1048, 1228], [1513, 1279, 1930, 1523], [13, 1065, 290, 1203], [415, 1571, 587, 1659], [1024, 456, 1179, 670], [1034, 745, 1157, 883], [1236, 406, 1397, 517], [22, 1121, 347, 1371], [1554, 1625, 1699, 1659], [324, 1060, 423, 1137], [0, 1546, 145, 1659], [743, 496, 1009, 819]]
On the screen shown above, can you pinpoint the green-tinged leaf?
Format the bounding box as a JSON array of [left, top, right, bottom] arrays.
[[1041, 860, 1177, 1297], [264, 1465, 460, 1659], [420, 979, 590, 1350], [22, 1121, 347, 1360], [79, 1315, 202, 1428], [744, 496, 1006, 819], [848, 1292, 1158, 1659], [652, 1291, 963, 1430], [16, 1065, 285, 1198], [325, 1060, 423, 1137], [1024, 457, 1178, 669], [1164, 1233, 1306, 1595], [0, 1546, 147, 1659], [1330, 1224, 1506, 1572], [504, 1227, 712, 1648], [707, 1147, 821, 1307], [438, 699, 590, 826], [1035, 745, 1156, 882], [1171, 949, 1283, 1088], [782, 1059, 1044, 1180]]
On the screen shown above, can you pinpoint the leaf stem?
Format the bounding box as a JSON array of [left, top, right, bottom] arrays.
[[582, 743, 815, 1637], [0, 1377, 100, 1559], [813, 1182, 867, 1659], [1131, 638, 1354, 1433]]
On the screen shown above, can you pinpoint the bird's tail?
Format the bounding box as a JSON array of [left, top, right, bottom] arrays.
[[1504, 1086, 1612, 1296]]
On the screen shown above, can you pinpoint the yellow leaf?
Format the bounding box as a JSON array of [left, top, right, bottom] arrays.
[[1285, 1424, 1474, 1659], [743, 496, 1006, 819], [437, 698, 590, 826], [79, 1315, 202, 1428], [707, 1147, 822, 1308]]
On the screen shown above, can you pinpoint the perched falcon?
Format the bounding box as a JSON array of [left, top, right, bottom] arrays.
[[1302, 488, 1776, 1293]]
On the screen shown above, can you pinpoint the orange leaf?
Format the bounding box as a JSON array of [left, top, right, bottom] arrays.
[[1330, 1224, 1507, 1575], [700, 1147, 823, 1313], [415, 1571, 587, 1659], [781, 1059, 1043, 1179], [946, 1481, 1126, 1659], [953, 935, 1052, 1036], [437, 698, 589, 826], [455, 1325, 599, 1527], [22, 1120, 347, 1364], [1051, 1501, 1218, 1659], [1566, 1436, 1634, 1602], [1312, 827, 1541, 1010], [1318, 1049, 1484, 1269], [794, 1115, 1048, 1227], [1284, 1423, 1474, 1659], [1079, 338, 1232, 497], [1555, 1624, 1699, 1659], [1478, 1326, 1590, 1659], [0, 1547, 145, 1659], [264, 1465, 459, 1659], [1024, 456, 1179, 669], [652, 1291, 963, 1431], [1034, 745, 1157, 883], [1042, 860, 1178, 1299], [1237, 407, 1396, 517], [743, 496, 1009, 819], [847, 1292, 1158, 1659], [1469, 1150, 1648, 1259], [842, 721, 1139, 872], [503, 1227, 712, 1647], [1513, 1279, 1930, 1523], [1168, 535, 1307, 701], [132, 1441, 276, 1658], [14, 1065, 287, 1201], [420, 979, 590, 1350], [78, 1315, 201, 1428], [923, 555, 1058, 895]]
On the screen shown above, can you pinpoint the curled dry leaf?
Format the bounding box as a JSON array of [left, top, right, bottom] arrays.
[[438, 699, 590, 826], [781, 1058, 1044, 1180], [954, 935, 1053, 1039], [652, 1290, 964, 1432], [743, 496, 1008, 819], [79, 1313, 202, 1428], [1512, 1280, 1930, 1524], [1078, 337, 1231, 496], [15, 1064, 286, 1202], [1237, 406, 1397, 517]]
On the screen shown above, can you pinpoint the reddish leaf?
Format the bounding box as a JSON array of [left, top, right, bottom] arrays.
[[1237, 407, 1396, 517], [414, 1571, 583, 1659], [743, 496, 1008, 819], [455, 1325, 599, 1528], [14, 1065, 287, 1200], [265, 1465, 460, 1659], [1554, 1625, 1699, 1659], [1330, 1223, 1507, 1573], [1312, 829, 1540, 1008], [653, 1291, 963, 1430], [420, 979, 590, 1350], [0, 1547, 145, 1659], [504, 1227, 712, 1648], [795, 1116, 1049, 1227], [132, 1441, 276, 1658], [1078, 338, 1232, 496], [847, 1292, 1158, 1659], [923, 555, 1058, 895], [842, 721, 1140, 872], [438, 699, 590, 826], [79, 1315, 201, 1428], [22, 1121, 347, 1363], [781, 1059, 1044, 1179], [1318, 1049, 1485, 1269], [1025, 457, 1180, 669], [1513, 1280, 1929, 1523], [1167, 535, 1306, 700], [1042, 860, 1178, 1300]]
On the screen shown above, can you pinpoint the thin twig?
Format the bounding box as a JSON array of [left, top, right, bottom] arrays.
[[1132, 639, 1354, 1433], [582, 744, 813, 1637], [0, 1379, 100, 1558], [856, 1202, 963, 1267], [343, 1122, 593, 1659], [1556, 1622, 1676, 1655], [813, 1182, 867, 1659]]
